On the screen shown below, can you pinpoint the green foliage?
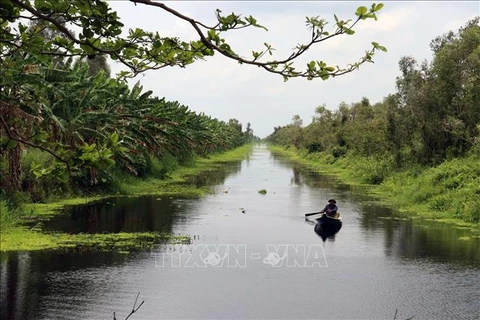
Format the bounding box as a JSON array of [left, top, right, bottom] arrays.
[[307, 142, 323, 153], [379, 156, 480, 223], [258, 189, 267, 194], [336, 154, 395, 184], [146, 153, 178, 179], [1, 1, 387, 206], [20, 149, 67, 201], [1, 54, 253, 201], [267, 19, 480, 168], [331, 146, 348, 159], [428, 193, 454, 212], [0, 199, 17, 230], [1, 1, 385, 81], [1, 227, 190, 252]]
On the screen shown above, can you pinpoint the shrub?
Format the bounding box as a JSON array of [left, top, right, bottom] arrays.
[[20, 148, 70, 201], [0, 198, 21, 230], [307, 142, 323, 153], [347, 155, 395, 184], [146, 153, 178, 179], [331, 146, 347, 159], [428, 193, 454, 212]]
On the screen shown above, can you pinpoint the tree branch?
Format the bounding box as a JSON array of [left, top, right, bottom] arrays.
[[129, 0, 378, 79], [113, 292, 145, 320], [8, 0, 385, 80]]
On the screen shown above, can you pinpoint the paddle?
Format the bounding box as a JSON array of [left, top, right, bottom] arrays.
[[304, 212, 322, 217]]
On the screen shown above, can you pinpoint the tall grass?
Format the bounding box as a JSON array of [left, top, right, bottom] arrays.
[[379, 156, 480, 223], [0, 199, 16, 230], [335, 154, 396, 185]]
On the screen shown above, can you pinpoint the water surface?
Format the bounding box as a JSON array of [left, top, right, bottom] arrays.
[[1, 145, 479, 319]]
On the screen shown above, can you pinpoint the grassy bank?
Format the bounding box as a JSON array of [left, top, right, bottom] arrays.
[[268, 145, 480, 228], [0, 144, 253, 252]]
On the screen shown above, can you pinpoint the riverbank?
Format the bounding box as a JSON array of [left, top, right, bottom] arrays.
[[268, 145, 480, 231], [0, 144, 253, 252]]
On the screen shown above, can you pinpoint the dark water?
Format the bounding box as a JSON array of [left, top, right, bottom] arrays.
[[1, 145, 479, 320]]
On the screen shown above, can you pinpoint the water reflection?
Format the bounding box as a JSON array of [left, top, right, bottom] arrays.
[[42, 160, 244, 235], [1, 145, 479, 320], [382, 220, 480, 265], [355, 202, 480, 266], [0, 250, 128, 320], [42, 196, 183, 234], [304, 217, 342, 242], [186, 160, 243, 187]]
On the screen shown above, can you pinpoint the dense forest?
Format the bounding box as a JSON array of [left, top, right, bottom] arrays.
[[0, 55, 256, 202], [266, 19, 480, 223], [1, 36, 257, 208]]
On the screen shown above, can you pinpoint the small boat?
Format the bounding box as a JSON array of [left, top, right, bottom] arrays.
[[314, 213, 342, 240]]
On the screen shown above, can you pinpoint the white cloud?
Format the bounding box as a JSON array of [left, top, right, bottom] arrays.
[[358, 6, 416, 32]]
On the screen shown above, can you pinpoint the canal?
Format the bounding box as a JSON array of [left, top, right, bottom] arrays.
[[1, 145, 479, 319]]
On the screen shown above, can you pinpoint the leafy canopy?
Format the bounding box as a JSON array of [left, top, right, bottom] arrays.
[[1, 0, 386, 81]]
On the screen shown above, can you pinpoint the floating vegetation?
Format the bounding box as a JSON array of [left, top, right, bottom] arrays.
[[56, 232, 191, 253], [378, 216, 408, 221], [1, 227, 190, 253]]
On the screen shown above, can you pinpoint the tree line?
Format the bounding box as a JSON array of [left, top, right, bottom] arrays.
[[1, 54, 255, 200], [267, 18, 480, 184]]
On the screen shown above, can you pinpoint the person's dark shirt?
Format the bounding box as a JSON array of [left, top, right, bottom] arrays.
[[321, 204, 338, 216]]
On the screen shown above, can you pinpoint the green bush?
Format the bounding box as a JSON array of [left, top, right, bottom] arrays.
[[147, 153, 178, 179], [331, 146, 347, 159], [379, 155, 480, 223], [20, 148, 67, 201], [0, 199, 21, 230], [324, 154, 336, 165], [428, 193, 454, 211], [347, 155, 395, 184], [307, 142, 323, 153]]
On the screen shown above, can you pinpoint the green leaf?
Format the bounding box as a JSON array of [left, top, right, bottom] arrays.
[[374, 3, 384, 12], [219, 43, 232, 52], [377, 45, 387, 52], [355, 6, 368, 17], [110, 132, 119, 145], [80, 43, 95, 54], [82, 28, 94, 39]]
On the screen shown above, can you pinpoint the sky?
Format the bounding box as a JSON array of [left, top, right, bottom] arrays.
[[108, 1, 479, 138]]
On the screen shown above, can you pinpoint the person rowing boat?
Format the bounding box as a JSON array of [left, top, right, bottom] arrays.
[[319, 199, 338, 218]]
